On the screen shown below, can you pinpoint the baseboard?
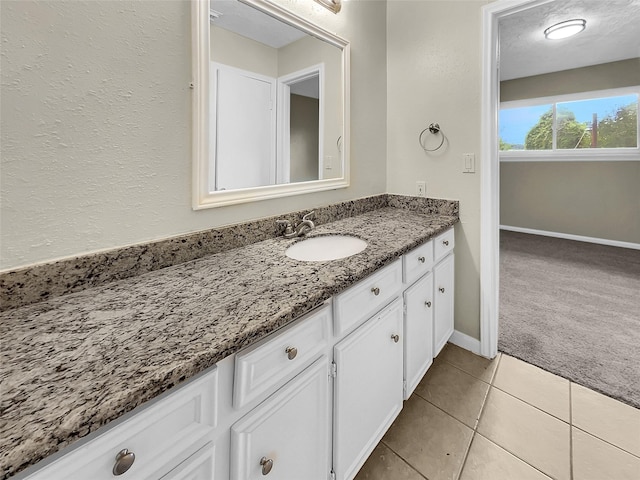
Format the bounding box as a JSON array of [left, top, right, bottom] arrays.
[[500, 225, 640, 251], [449, 330, 481, 355]]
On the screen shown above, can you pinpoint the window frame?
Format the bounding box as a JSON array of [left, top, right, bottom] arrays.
[[499, 86, 640, 162]]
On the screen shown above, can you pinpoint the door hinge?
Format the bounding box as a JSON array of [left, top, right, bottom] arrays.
[[403, 380, 407, 396], [330, 470, 336, 480], [403, 302, 407, 316], [330, 362, 337, 378]]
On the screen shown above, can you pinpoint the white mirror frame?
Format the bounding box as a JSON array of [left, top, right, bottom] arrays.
[[191, 0, 350, 209]]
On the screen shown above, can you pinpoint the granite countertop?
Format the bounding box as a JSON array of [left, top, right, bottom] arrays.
[[0, 206, 458, 478]]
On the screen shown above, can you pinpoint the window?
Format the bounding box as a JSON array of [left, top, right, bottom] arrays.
[[499, 87, 639, 161]]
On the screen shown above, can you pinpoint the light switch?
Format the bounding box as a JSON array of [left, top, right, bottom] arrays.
[[463, 153, 475, 173], [325, 156, 333, 170]]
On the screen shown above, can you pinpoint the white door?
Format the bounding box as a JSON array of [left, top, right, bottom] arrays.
[[212, 63, 276, 191], [333, 299, 404, 480], [230, 357, 330, 480], [403, 272, 434, 400], [433, 254, 455, 357]]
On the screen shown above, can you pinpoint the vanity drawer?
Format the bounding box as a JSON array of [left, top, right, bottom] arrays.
[[433, 227, 455, 263], [403, 240, 433, 286], [233, 303, 331, 409], [334, 259, 402, 337], [27, 369, 217, 480]]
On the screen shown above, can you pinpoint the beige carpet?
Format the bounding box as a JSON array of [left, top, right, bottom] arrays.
[[499, 230, 640, 408]]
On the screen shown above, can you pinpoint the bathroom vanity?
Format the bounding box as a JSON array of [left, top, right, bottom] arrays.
[[5, 212, 455, 480]]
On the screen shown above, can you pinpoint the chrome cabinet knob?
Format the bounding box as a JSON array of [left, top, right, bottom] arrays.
[[391, 334, 400, 343], [439, 287, 445, 293], [418, 256, 425, 263], [425, 301, 432, 308], [285, 346, 298, 360], [113, 449, 135, 476], [260, 457, 273, 475], [443, 240, 449, 246], [371, 287, 380, 296]]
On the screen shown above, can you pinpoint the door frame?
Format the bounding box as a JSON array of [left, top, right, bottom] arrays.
[[276, 64, 325, 184], [479, 0, 555, 358]]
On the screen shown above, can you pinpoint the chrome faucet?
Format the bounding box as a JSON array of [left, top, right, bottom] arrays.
[[277, 211, 315, 238]]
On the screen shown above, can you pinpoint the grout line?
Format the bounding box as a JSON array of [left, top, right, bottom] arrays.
[[569, 382, 574, 480], [379, 440, 430, 480], [473, 432, 557, 480], [488, 352, 502, 385], [412, 390, 478, 431], [437, 357, 494, 386], [571, 423, 640, 460], [456, 432, 476, 480], [489, 383, 570, 425]]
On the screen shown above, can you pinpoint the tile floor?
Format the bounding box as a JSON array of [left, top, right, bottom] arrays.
[[355, 344, 640, 480]]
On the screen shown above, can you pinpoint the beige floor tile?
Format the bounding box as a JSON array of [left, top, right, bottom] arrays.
[[354, 443, 424, 480], [437, 343, 500, 383], [493, 355, 570, 421], [382, 395, 473, 480], [573, 428, 640, 480], [571, 383, 640, 457], [414, 361, 490, 428], [477, 388, 570, 480], [460, 434, 552, 480]]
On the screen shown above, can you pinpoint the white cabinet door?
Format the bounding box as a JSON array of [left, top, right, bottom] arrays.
[[230, 357, 330, 480], [433, 253, 455, 357], [160, 443, 214, 480], [333, 299, 404, 480], [403, 272, 434, 400]]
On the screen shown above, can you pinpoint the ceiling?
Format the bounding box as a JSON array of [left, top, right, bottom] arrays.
[[499, 0, 640, 81], [210, 0, 307, 49]]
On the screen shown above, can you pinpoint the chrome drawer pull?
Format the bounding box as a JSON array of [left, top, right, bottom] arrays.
[[418, 256, 425, 263], [391, 334, 400, 343], [285, 346, 298, 360], [442, 240, 449, 246], [260, 457, 274, 475], [371, 287, 380, 296], [113, 449, 135, 476], [439, 287, 445, 293], [425, 301, 432, 308]]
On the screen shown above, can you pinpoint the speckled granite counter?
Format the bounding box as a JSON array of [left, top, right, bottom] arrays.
[[0, 203, 458, 478]]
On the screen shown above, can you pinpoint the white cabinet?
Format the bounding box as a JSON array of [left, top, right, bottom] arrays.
[[403, 272, 434, 400], [332, 299, 404, 480], [160, 444, 215, 480], [24, 369, 218, 480], [230, 357, 330, 480], [433, 253, 455, 357]]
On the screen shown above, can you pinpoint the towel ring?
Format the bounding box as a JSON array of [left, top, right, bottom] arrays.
[[419, 123, 445, 152]]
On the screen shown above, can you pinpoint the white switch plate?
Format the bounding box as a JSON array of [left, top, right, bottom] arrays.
[[416, 181, 426, 197], [325, 156, 333, 170], [463, 153, 475, 173]]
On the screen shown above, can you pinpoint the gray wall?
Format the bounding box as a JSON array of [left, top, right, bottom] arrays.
[[500, 59, 640, 244], [0, 0, 388, 270]]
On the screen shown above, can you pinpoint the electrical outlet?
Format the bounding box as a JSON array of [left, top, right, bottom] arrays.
[[416, 181, 426, 197]]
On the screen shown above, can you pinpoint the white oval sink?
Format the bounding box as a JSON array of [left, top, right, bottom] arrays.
[[286, 235, 367, 262]]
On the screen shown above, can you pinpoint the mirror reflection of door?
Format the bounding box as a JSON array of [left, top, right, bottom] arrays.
[[212, 63, 276, 191], [277, 67, 323, 184]]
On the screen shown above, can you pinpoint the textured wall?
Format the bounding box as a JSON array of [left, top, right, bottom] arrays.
[[386, 0, 488, 340], [501, 58, 640, 101], [0, 0, 388, 270], [500, 59, 640, 243], [501, 162, 640, 243]]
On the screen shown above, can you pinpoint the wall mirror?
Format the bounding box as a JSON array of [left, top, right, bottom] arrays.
[[192, 0, 350, 209]]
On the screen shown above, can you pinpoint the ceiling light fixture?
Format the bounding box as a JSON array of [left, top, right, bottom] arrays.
[[544, 19, 586, 40], [313, 0, 341, 14]]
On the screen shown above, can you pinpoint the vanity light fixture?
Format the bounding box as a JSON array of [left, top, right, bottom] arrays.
[[313, 0, 342, 14], [544, 19, 586, 40]]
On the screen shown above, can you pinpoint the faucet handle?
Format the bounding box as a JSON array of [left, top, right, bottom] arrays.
[[276, 219, 294, 236], [302, 211, 315, 222]]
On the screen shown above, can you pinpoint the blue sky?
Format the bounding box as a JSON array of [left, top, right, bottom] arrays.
[[500, 94, 637, 145]]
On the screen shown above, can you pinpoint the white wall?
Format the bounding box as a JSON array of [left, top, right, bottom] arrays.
[[210, 25, 278, 77], [0, 0, 388, 270], [387, 0, 488, 340]]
